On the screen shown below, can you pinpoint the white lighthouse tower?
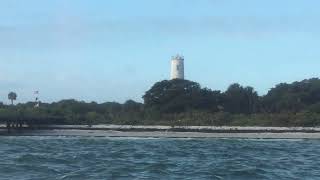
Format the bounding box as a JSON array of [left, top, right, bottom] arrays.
[[170, 54, 184, 80]]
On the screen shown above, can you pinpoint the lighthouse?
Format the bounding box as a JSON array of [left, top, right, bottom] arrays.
[[170, 55, 184, 80]]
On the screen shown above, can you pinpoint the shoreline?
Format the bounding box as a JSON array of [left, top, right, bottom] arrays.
[[1, 125, 320, 133], [3, 129, 320, 139], [1, 125, 320, 139]]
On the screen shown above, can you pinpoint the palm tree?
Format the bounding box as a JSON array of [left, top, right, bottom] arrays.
[[8, 92, 17, 105]]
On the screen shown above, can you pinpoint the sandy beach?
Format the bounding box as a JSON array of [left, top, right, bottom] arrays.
[[3, 129, 320, 139], [2, 125, 320, 139], [24, 125, 320, 132]]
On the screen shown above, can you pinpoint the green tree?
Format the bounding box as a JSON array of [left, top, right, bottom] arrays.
[[85, 112, 99, 126], [143, 79, 202, 113], [224, 84, 259, 114], [261, 78, 320, 113], [8, 92, 17, 105]]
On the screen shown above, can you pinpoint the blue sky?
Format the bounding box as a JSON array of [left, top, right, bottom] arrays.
[[1, 0, 320, 103]]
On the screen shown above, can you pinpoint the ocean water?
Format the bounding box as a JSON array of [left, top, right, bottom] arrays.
[[0, 137, 320, 180]]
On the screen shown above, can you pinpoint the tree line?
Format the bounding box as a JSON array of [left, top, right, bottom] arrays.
[[144, 78, 320, 114], [2, 78, 320, 128]]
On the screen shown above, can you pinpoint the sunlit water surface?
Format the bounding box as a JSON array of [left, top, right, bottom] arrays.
[[0, 136, 320, 180]]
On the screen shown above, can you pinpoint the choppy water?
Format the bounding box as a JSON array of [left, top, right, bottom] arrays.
[[0, 137, 320, 180]]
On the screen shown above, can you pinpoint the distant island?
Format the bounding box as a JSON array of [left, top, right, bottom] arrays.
[[1, 77, 320, 133]]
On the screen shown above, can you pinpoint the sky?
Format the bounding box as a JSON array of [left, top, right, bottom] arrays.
[[1, 0, 320, 104]]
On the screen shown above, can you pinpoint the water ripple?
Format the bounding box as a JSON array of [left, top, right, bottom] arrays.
[[0, 137, 320, 179]]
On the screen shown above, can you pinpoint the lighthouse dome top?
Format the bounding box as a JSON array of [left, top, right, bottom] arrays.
[[172, 54, 184, 61]]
